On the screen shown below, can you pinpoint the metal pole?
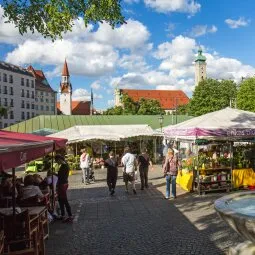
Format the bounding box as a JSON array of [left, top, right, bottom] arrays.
[[175, 98, 178, 124], [51, 144, 55, 211], [12, 167, 16, 216]]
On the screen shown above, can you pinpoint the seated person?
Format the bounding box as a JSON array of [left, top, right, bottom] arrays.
[[1, 178, 18, 198], [21, 175, 44, 201], [33, 174, 49, 193]]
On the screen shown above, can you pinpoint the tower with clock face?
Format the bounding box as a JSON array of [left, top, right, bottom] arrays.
[[195, 47, 207, 86]]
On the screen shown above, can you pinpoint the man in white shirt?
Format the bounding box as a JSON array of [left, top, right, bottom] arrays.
[[121, 147, 137, 194]]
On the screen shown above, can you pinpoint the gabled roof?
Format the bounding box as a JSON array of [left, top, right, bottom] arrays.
[[57, 101, 91, 115], [121, 89, 189, 110], [27, 65, 55, 93], [62, 59, 70, 76]]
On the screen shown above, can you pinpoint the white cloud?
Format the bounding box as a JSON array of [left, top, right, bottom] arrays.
[[90, 81, 101, 90], [93, 19, 150, 51], [119, 54, 150, 72], [189, 25, 217, 37], [144, 0, 201, 15], [6, 40, 119, 77], [225, 17, 250, 29], [72, 88, 103, 101]]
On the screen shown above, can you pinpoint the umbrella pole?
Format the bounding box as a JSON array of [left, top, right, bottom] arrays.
[[12, 167, 16, 217], [51, 145, 55, 212], [114, 142, 116, 156], [75, 143, 77, 156]]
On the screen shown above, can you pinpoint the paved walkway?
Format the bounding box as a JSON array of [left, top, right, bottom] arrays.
[[45, 166, 243, 255]]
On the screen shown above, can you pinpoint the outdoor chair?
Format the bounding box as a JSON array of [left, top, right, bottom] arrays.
[[0, 210, 41, 254]]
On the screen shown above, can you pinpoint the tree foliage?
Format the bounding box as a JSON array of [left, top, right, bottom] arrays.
[[237, 77, 255, 112], [188, 79, 237, 116], [104, 94, 164, 115], [2, 0, 125, 40]]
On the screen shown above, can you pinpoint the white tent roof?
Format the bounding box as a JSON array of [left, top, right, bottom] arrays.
[[164, 107, 255, 140], [48, 125, 157, 143]]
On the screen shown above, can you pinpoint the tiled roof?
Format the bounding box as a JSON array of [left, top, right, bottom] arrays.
[[62, 59, 70, 76], [27, 65, 55, 93], [0, 61, 33, 77], [121, 89, 190, 110], [57, 101, 91, 115]]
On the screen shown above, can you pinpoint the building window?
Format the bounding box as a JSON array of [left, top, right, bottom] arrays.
[[10, 87, 13, 95], [10, 111, 14, 119], [31, 103, 34, 109], [26, 103, 30, 109], [3, 73, 7, 82], [21, 100, 25, 108], [46, 106, 49, 111], [4, 86, 7, 94], [51, 106, 55, 112], [40, 105, 44, 111], [21, 78, 24, 86], [4, 112, 8, 119], [21, 112, 25, 120], [45, 98, 49, 103], [35, 105, 38, 110], [31, 91, 34, 99], [35, 98, 38, 102], [9, 75, 13, 83], [31, 80, 34, 88], [35, 91, 38, 96], [21, 89, 25, 97], [32, 112, 35, 118], [4, 123, 8, 128], [26, 90, 30, 98], [40, 98, 43, 102], [4, 98, 7, 107], [27, 112, 30, 119], [0, 73, 1, 81], [10, 99, 14, 107], [40, 91, 43, 96], [26, 79, 29, 87], [0, 85, 1, 93], [46, 92, 49, 96]]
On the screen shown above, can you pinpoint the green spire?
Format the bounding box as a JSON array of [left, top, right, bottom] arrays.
[[195, 47, 206, 62]]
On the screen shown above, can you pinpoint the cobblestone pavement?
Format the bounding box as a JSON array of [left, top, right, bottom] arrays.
[[45, 166, 243, 255]]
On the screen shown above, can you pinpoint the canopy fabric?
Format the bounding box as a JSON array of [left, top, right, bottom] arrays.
[[0, 130, 67, 171], [48, 125, 157, 143], [164, 107, 255, 140]]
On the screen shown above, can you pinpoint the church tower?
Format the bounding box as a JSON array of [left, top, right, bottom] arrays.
[[195, 47, 207, 86], [59, 59, 72, 115], [114, 86, 122, 107]]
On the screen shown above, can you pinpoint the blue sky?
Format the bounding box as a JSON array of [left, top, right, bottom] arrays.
[[0, 0, 255, 110]]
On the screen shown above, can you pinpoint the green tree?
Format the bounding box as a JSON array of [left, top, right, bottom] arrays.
[[122, 93, 138, 115], [0, 106, 8, 117], [104, 106, 123, 115], [137, 98, 164, 115], [2, 0, 125, 40], [237, 77, 255, 112], [189, 79, 237, 116]]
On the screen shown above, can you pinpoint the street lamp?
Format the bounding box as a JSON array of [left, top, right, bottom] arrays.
[[158, 114, 164, 133]]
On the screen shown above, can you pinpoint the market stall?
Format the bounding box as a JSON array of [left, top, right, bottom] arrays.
[[0, 130, 67, 253], [48, 124, 160, 164], [164, 107, 255, 194]]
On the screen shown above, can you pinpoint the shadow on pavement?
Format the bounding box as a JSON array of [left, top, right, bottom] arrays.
[[45, 170, 241, 255]]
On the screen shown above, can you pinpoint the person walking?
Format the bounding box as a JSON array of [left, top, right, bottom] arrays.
[[162, 148, 181, 200], [55, 154, 73, 223], [104, 151, 118, 196], [138, 148, 152, 190], [121, 147, 137, 194], [80, 148, 91, 184]]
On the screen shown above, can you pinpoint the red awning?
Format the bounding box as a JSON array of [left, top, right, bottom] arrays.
[[0, 130, 67, 171]]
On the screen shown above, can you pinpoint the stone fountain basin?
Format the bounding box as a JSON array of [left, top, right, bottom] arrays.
[[214, 191, 255, 243]]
